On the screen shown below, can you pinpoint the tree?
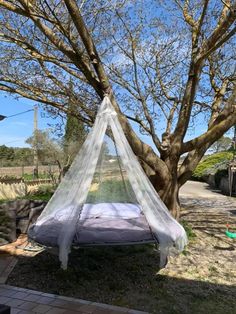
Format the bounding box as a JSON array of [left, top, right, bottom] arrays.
[[0, 1, 236, 217], [210, 136, 232, 153], [26, 130, 62, 166], [0, 145, 15, 166], [61, 81, 87, 176], [63, 93, 86, 160], [13, 147, 33, 166]]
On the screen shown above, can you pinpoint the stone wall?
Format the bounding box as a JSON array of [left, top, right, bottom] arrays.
[[0, 199, 47, 246], [219, 177, 230, 195], [205, 174, 232, 195]]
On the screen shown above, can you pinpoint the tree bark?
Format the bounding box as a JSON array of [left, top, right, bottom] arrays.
[[150, 171, 180, 219]]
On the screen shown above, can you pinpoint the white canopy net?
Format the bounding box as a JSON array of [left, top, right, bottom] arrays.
[[29, 96, 187, 269]]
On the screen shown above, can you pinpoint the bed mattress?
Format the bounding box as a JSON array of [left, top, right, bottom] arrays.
[[28, 203, 154, 247]]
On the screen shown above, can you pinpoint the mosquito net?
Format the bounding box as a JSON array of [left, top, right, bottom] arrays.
[[28, 96, 188, 269], [85, 131, 138, 204]]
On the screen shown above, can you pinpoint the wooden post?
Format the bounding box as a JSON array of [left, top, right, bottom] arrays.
[[33, 105, 39, 178]]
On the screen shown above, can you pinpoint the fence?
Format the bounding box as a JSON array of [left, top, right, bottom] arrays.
[[0, 178, 53, 200], [0, 165, 59, 178]]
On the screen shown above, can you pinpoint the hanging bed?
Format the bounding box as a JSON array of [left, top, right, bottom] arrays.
[[28, 203, 156, 247], [28, 97, 187, 269]]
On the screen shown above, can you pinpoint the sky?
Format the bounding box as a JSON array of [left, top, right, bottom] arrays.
[[0, 91, 233, 151], [0, 91, 156, 150], [0, 92, 61, 148]]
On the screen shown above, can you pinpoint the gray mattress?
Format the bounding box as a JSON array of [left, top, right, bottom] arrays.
[[28, 203, 155, 247]]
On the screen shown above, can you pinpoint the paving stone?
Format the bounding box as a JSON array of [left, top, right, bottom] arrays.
[[36, 296, 54, 304], [58, 296, 91, 305], [32, 304, 52, 313], [41, 292, 57, 298], [0, 288, 17, 297], [0, 287, 9, 294], [0, 285, 148, 314], [46, 307, 67, 314], [0, 295, 11, 304], [92, 308, 113, 314], [109, 311, 129, 314], [77, 304, 96, 313], [5, 297, 25, 307], [18, 301, 39, 310], [128, 310, 149, 314], [49, 298, 71, 309], [10, 308, 22, 314], [4, 285, 26, 292], [11, 291, 29, 299], [63, 311, 84, 314], [91, 303, 129, 313], [66, 302, 85, 311], [22, 293, 42, 302], [23, 289, 43, 295]]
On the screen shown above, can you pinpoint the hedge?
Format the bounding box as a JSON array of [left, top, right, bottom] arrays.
[[192, 151, 233, 180]]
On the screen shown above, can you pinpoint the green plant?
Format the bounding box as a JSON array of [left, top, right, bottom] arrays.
[[36, 184, 55, 195], [23, 173, 51, 180], [0, 210, 11, 226], [181, 220, 196, 240], [26, 184, 55, 201], [192, 152, 233, 180], [86, 179, 136, 203]]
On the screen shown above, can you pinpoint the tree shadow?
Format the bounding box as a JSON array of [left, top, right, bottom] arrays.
[[180, 205, 236, 250], [6, 246, 236, 314]]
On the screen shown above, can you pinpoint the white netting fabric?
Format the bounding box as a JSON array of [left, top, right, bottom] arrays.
[[29, 96, 187, 269]]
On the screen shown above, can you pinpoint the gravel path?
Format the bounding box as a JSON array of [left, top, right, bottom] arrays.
[[159, 181, 236, 312]]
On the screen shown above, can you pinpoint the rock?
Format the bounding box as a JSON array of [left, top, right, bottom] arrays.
[[0, 205, 16, 245], [0, 199, 47, 244], [206, 174, 216, 188], [219, 177, 230, 195]]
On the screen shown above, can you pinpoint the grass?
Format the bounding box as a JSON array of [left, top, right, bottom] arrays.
[[7, 245, 236, 314], [181, 220, 197, 240], [0, 209, 11, 226], [23, 193, 52, 202], [86, 179, 136, 203], [25, 184, 55, 202], [23, 173, 51, 180], [3, 179, 236, 313]]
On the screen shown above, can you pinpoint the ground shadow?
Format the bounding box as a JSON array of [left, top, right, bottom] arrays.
[[180, 203, 236, 251], [6, 245, 236, 314]]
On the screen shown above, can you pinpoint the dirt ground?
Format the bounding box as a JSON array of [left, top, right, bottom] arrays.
[[6, 182, 236, 314]]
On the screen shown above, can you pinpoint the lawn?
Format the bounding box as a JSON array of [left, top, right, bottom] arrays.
[[7, 236, 236, 314], [5, 189, 236, 314]]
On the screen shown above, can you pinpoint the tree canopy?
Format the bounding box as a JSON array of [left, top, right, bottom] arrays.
[[210, 136, 232, 153], [0, 0, 236, 216], [0, 145, 33, 167]]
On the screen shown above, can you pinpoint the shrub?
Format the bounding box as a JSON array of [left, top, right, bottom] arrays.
[[181, 220, 196, 240], [36, 184, 55, 195], [0, 210, 11, 226], [27, 184, 55, 201], [192, 151, 233, 180], [23, 173, 50, 180]]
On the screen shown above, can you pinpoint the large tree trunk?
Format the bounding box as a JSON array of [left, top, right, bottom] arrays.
[[162, 180, 181, 220], [149, 166, 180, 219]]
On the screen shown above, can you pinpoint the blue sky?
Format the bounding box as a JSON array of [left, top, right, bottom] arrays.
[[0, 91, 233, 151], [0, 92, 61, 147], [0, 91, 157, 149]]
